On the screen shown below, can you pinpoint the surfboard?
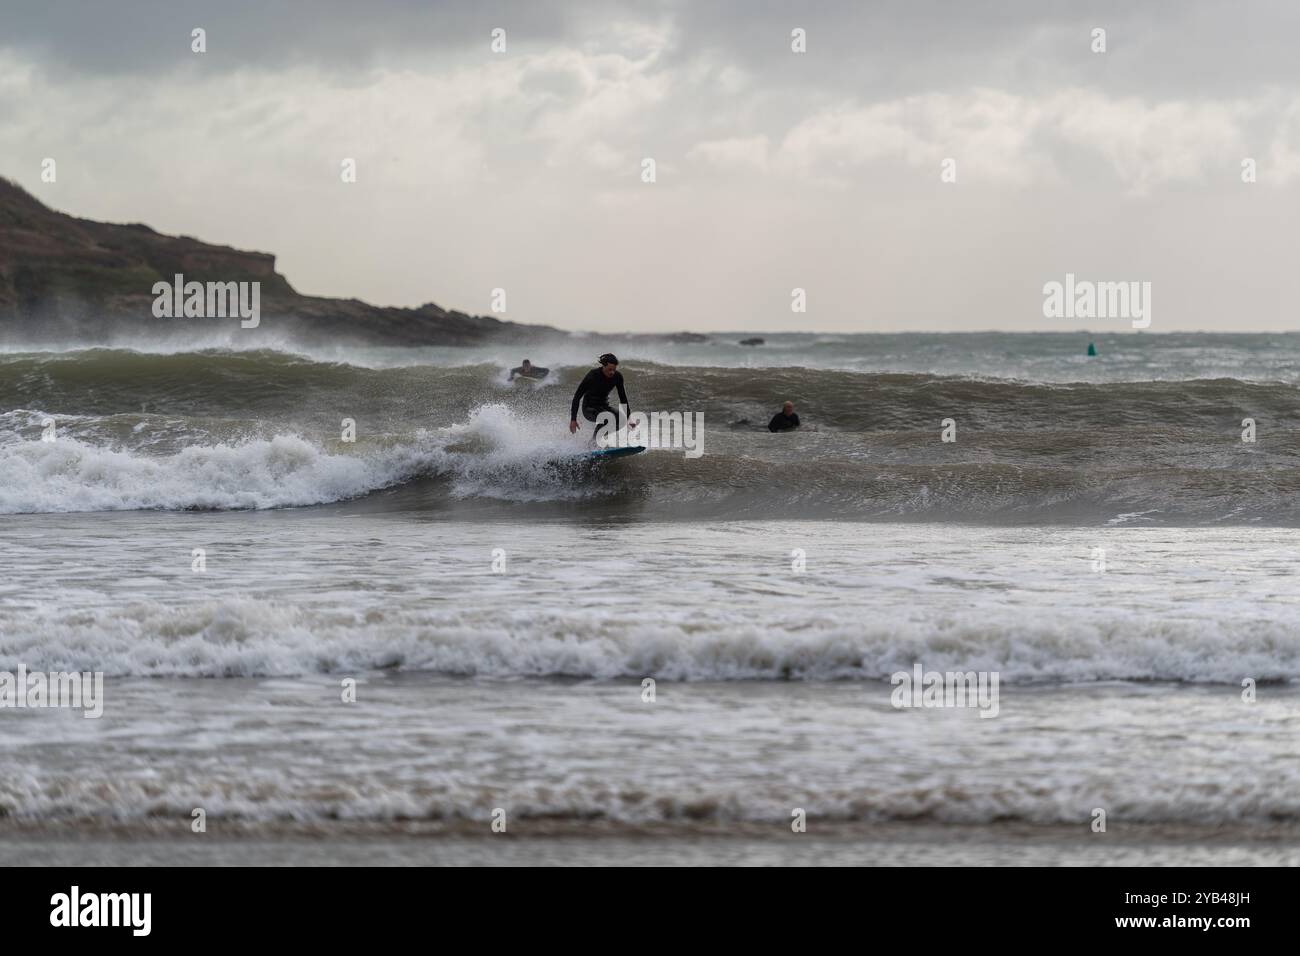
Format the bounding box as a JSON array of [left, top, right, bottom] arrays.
[[584, 445, 646, 460]]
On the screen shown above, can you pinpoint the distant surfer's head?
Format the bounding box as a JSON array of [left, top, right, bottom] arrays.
[[521, 359, 532, 368], [783, 401, 794, 413], [598, 353, 619, 376]]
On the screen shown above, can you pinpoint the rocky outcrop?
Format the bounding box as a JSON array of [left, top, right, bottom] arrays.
[[0, 177, 561, 347]]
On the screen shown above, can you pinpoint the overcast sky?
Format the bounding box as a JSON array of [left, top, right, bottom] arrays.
[[3, 0, 1299, 332]]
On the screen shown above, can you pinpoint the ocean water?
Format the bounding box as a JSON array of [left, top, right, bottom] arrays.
[[2, 332, 1299, 864]]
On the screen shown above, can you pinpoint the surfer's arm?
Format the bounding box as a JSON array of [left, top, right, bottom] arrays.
[[569, 375, 589, 420], [616, 377, 630, 414]]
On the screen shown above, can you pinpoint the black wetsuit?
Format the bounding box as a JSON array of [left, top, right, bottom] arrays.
[[509, 366, 549, 381], [571, 368, 630, 436], [768, 411, 800, 432]]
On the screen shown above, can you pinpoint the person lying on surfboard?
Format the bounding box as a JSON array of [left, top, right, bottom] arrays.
[[508, 359, 549, 381], [569, 353, 637, 444]]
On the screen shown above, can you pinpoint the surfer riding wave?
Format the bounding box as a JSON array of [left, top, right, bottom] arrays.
[[569, 353, 637, 444]]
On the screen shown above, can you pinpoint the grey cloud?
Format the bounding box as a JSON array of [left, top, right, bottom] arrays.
[[0, 0, 582, 77], [5, 0, 1299, 333], [6, 0, 1300, 101]]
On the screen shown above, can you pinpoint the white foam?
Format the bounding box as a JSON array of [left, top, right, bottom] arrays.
[[5, 772, 1298, 827], [5, 593, 1299, 683], [432, 403, 612, 501], [0, 405, 605, 513], [0, 434, 429, 513]]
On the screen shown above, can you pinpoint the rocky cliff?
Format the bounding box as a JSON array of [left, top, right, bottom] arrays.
[[0, 178, 561, 347]]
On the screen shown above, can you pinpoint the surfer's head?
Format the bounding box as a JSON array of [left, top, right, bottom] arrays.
[[598, 353, 619, 376], [783, 401, 794, 413], [521, 359, 532, 369]]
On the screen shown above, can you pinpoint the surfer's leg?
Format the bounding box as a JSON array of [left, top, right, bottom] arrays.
[[583, 403, 621, 445], [581, 405, 603, 444]]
